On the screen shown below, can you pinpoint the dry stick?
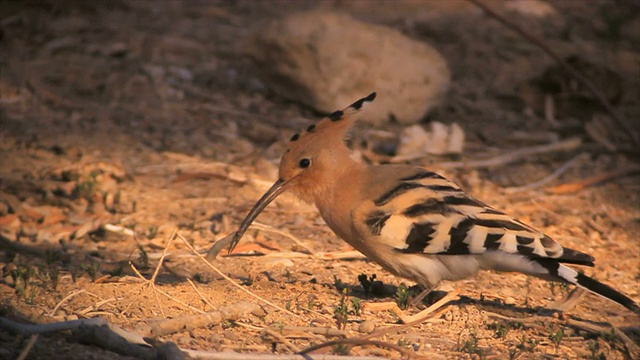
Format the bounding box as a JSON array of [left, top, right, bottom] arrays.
[[466, 0, 640, 148], [504, 154, 583, 193], [437, 137, 582, 169], [176, 232, 300, 318], [181, 350, 385, 360], [78, 298, 117, 317], [0, 317, 148, 345], [298, 291, 458, 359], [360, 290, 460, 341], [545, 164, 640, 194], [16, 334, 38, 360], [129, 262, 205, 314], [150, 228, 177, 284], [298, 338, 423, 359], [186, 278, 216, 311], [251, 222, 318, 257], [49, 289, 86, 316], [135, 302, 264, 338], [263, 328, 303, 353]]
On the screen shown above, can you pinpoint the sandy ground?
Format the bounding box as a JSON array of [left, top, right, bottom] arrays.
[[1, 1, 639, 359]]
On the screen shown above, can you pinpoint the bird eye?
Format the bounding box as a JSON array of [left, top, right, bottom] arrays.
[[299, 158, 311, 168]]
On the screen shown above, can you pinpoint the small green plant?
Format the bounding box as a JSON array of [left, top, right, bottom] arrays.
[[332, 343, 350, 355], [459, 332, 484, 359], [395, 283, 415, 310], [137, 243, 149, 268], [285, 299, 292, 311], [518, 334, 538, 353], [333, 275, 346, 291], [350, 298, 362, 316], [397, 337, 411, 349], [333, 289, 349, 330], [221, 320, 236, 329], [146, 225, 158, 239], [307, 294, 317, 310], [486, 321, 524, 339], [587, 340, 606, 360], [486, 322, 510, 338], [547, 281, 570, 296], [547, 324, 564, 348], [10, 264, 35, 301], [599, 328, 616, 342], [357, 273, 376, 296], [81, 262, 101, 282]]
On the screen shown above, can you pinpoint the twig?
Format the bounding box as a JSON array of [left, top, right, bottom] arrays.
[[181, 350, 385, 360], [361, 289, 460, 340], [49, 289, 86, 316], [250, 222, 318, 257], [150, 228, 176, 284], [186, 278, 216, 311], [0, 316, 147, 345], [298, 338, 425, 359], [177, 232, 300, 318], [262, 328, 303, 353], [466, 0, 640, 148], [504, 154, 583, 193], [545, 164, 640, 194], [16, 334, 38, 360], [437, 138, 582, 169], [549, 288, 588, 312], [134, 302, 265, 337], [129, 261, 205, 314]]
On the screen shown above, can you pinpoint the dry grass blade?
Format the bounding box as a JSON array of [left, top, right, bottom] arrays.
[[505, 154, 583, 193], [437, 138, 582, 169], [546, 164, 640, 194], [298, 338, 426, 359], [176, 232, 301, 319], [16, 334, 38, 360], [362, 289, 460, 340]]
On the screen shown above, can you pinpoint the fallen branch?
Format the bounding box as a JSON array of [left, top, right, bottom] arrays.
[[505, 154, 583, 193], [16, 334, 38, 360], [134, 301, 266, 337], [437, 138, 582, 169], [182, 350, 384, 360], [0, 316, 155, 359], [178, 232, 301, 319], [545, 164, 640, 194], [298, 338, 431, 359]]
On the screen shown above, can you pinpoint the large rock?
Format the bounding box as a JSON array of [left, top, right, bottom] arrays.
[[246, 11, 450, 125]]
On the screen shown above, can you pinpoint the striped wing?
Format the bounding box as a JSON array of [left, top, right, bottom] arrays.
[[358, 170, 594, 266]]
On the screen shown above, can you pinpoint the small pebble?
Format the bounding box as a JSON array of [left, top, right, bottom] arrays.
[[504, 296, 516, 305], [358, 320, 375, 334]]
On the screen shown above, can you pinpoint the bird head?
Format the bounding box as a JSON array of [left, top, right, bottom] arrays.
[[227, 92, 376, 253]]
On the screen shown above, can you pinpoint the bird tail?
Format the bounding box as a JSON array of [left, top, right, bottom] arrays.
[[572, 271, 640, 315], [553, 262, 640, 315], [535, 259, 639, 314]]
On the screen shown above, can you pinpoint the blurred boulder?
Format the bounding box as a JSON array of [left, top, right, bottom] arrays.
[[246, 10, 450, 125]]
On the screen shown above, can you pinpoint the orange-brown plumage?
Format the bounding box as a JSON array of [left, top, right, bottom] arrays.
[[220, 92, 640, 316]]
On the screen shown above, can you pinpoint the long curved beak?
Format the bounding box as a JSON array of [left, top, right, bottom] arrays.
[[227, 178, 287, 254]]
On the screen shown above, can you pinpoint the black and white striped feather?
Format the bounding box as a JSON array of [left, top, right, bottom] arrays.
[[353, 168, 639, 315]]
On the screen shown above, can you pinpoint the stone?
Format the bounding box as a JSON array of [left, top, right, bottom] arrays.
[[358, 320, 376, 334], [504, 296, 516, 305], [247, 10, 450, 125]]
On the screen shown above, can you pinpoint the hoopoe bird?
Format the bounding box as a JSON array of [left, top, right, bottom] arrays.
[[225, 92, 640, 316]]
